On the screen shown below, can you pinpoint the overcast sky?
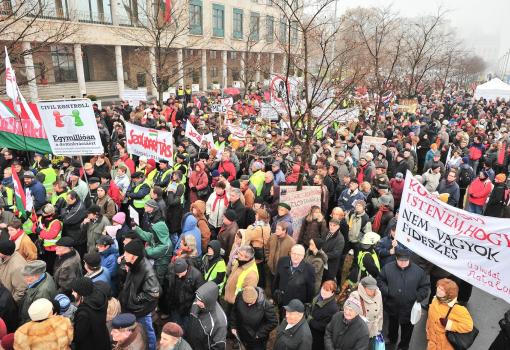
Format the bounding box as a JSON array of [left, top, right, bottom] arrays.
[[334, 0, 510, 59]]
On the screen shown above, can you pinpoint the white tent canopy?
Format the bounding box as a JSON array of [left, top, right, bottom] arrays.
[[474, 78, 510, 100]]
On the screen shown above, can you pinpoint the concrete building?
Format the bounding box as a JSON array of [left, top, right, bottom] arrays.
[[1, 0, 300, 102]]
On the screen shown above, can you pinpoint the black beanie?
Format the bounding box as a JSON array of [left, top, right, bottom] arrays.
[[254, 196, 264, 204], [230, 180, 240, 189], [220, 171, 230, 179], [50, 299, 61, 315], [224, 209, 236, 222], [0, 240, 15, 256], [72, 277, 94, 297], [124, 239, 144, 256], [312, 238, 324, 251]]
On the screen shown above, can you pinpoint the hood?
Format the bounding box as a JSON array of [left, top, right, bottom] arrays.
[[146, 159, 156, 174], [181, 212, 198, 232], [207, 240, 222, 260], [307, 249, 328, 264], [195, 161, 205, 174], [82, 289, 108, 312], [191, 200, 206, 217], [196, 281, 220, 312], [150, 222, 170, 244], [254, 286, 267, 304]]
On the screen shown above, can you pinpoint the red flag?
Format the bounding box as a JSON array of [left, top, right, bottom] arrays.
[[164, 0, 172, 23]]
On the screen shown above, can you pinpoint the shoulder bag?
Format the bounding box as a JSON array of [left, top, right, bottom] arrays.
[[445, 303, 479, 350]]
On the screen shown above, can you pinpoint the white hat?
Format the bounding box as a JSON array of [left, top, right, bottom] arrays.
[[28, 298, 53, 321], [139, 156, 148, 163]]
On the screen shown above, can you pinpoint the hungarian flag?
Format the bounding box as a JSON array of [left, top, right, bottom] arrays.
[[11, 165, 28, 220], [161, 0, 172, 22]]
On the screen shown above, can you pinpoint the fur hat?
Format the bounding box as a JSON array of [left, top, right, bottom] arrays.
[[28, 298, 53, 321]]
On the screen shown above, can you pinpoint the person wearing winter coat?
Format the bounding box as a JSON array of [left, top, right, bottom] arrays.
[[23, 171, 47, 212], [200, 241, 227, 296], [426, 278, 474, 350], [140, 199, 164, 232], [305, 238, 328, 292], [468, 170, 492, 215], [377, 250, 430, 350], [7, 221, 37, 262], [191, 201, 211, 254], [53, 237, 83, 296], [0, 240, 27, 304], [485, 173, 507, 217], [338, 178, 366, 213], [375, 223, 412, 268], [421, 165, 442, 193], [390, 172, 405, 208], [270, 203, 294, 236], [273, 299, 313, 350], [97, 235, 120, 297], [166, 171, 185, 245], [189, 162, 209, 204], [436, 171, 461, 207], [350, 276, 384, 342], [173, 213, 203, 257], [424, 153, 447, 178], [226, 188, 246, 229], [80, 204, 111, 254], [244, 208, 271, 289], [71, 278, 111, 350], [218, 154, 236, 182], [160, 258, 205, 335], [307, 281, 338, 350], [231, 286, 278, 349], [187, 281, 228, 350], [297, 206, 327, 250], [320, 219, 345, 283], [94, 185, 116, 222], [109, 313, 149, 350], [345, 200, 372, 262], [0, 280, 19, 333], [372, 195, 394, 237], [206, 181, 230, 239], [265, 221, 296, 286]]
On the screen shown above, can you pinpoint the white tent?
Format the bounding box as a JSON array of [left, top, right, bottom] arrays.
[[474, 78, 510, 100]]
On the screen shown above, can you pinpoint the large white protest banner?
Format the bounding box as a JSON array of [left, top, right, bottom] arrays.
[[361, 136, 387, 155], [125, 123, 173, 165], [280, 186, 322, 241], [185, 122, 215, 151], [260, 103, 279, 121], [122, 90, 147, 106], [396, 170, 510, 304], [37, 99, 104, 155]]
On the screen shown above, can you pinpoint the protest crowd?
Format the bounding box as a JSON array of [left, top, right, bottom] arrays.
[[1, 83, 510, 350]]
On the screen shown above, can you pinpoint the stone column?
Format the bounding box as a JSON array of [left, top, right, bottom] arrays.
[[201, 49, 207, 92], [149, 47, 158, 97], [177, 49, 184, 88], [222, 50, 228, 88], [255, 53, 261, 83], [115, 45, 124, 99], [240, 52, 245, 88], [110, 0, 119, 26], [74, 44, 86, 96], [22, 42, 38, 102]]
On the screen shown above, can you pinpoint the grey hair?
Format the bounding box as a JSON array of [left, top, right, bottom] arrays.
[[290, 244, 306, 256], [231, 188, 242, 197], [239, 245, 255, 259], [265, 171, 274, 180], [42, 203, 55, 214]]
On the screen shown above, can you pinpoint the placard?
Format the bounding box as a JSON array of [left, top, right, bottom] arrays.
[[361, 136, 387, 155], [191, 84, 199, 92], [261, 103, 279, 121], [36, 99, 104, 155], [211, 104, 227, 113], [228, 125, 247, 140], [129, 206, 139, 225], [125, 123, 173, 164], [221, 98, 234, 108], [185, 122, 215, 150], [280, 186, 322, 241], [122, 90, 147, 106]]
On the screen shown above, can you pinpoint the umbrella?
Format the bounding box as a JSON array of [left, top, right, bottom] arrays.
[[224, 87, 240, 95]]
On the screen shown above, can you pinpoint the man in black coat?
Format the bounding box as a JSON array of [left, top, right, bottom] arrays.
[[227, 188, 246, 229], [376, 250, 430, 350], [272, 245, 315, 321], [273, 299, 312, 350], [393, 152, 411, 179], [321, 219, 345, 283], [0, 281, 17, 333], [140, 199, 164, 232], [60, 191, 88, 258]]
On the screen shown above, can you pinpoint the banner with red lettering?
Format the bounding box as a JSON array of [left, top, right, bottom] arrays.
[[280, 186, 322, 241], [125, 123, 173, 165], [395, 170, 510, 303], [185, 122, 215, 151]]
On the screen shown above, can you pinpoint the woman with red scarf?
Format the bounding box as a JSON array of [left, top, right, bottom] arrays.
[[8, 220, 37, 262], [372, 194, 394, 236], [31, 203, 62, 271]]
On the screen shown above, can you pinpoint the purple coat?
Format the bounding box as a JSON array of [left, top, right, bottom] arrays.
[[270, 213, 294, 237]]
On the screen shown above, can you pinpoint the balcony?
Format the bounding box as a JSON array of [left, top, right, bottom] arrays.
[[26, 7, 70, 21], [77, 10, 112, 25], [118, 15, 150, 28]]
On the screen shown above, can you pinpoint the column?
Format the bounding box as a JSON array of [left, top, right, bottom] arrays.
[[255, 53, 261, 83], [177, 49, 184, 88], [270, 53, 275, 75], [74, 44, 86, 96], [115, 45, 124, 99], [68, 0, 77, 21], [222, 50, 227, 88], [201, 49, 207, 92], [111, 0, 119, 26], [22, 42, 38, 102], [149, 47, 157, 96], [240, 52, 245, 88]]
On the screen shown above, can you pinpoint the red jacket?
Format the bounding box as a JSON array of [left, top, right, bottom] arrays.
[[189, 162, 209, 203], [121, 155, 135, 175], [108, 180, 121, 208], [218, 159, 236, 182], [468, 177, 492, 206], [32, 219, 62, 251]]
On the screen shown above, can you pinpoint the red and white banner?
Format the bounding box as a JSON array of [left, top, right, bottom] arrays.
[[125, 123, 173, 165], [396, 171, 510, 303], [280, 186, 322, 241], [185, 122, 215, 150], [227, 125, 247, 140]]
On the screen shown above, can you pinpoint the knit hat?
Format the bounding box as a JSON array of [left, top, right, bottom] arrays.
[[220, 171, 230, 179], [395, 173, 404, 179], [242, 286, 258, 304], [162, 322, 183, 338], [230, 180, 240, 189], [86, 204, 101, 215], [1, 333, 14, 350], [124, 239, 145, 256], [55, 294, 71, 314], [50, 299, 61, 315], [481, 170, 489, 179], [139, 156, 148, 163], [28, 298, 53, 321], [355, 200, 366, 210], [123, 230, 141, 240], [83, 252, 101, 268], [72, 277, 95, 297], [174, 258, 188, 274], [224, 209, 236, 222], [212, 170, 220, 177], [278, 203, 291, 211], [462, 157, 469, 164], [0, 240, 15, 256], [254, 196, 264, 204], [312, 238, 324, 251], [145, 199, 158, 209], [253, 162, 264, 170], [112, 212, 126, 224], [344, 296, 363, 315], [21, 260, 46, 276], [378, 195, 390, 206], [496, 173, 507, 183]]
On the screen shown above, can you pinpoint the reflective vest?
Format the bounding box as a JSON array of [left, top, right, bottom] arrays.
[[178, 89, 184, 95], [234, 261, 259, 295], [250, 170, 265, 196], [132, 179, 152, 208], [39, 168, 57, 194], [50, 190, 68, 206], [215, 141, 226, 150], [146, 169, 157, 183], [358, 250, 380, 273], [2, 186, 13, 209], [173, 163, 188, 178], [173, 152, 190, 164], [203, 257, 227, 295], [185, 89, 191, 94], [37, 217, 62, 248], [154, 169, 172, 190], [22, 215, 34, 235]]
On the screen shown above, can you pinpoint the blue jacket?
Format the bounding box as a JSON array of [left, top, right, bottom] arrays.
[[273, 169, 286, 185], [26, 179, 46, 211], [99, 246, 119, 278], [425, 149, 440, 164], [338, 189, 365, 213], [436, 180, 460, 207], [375, 236, 413, 268], [90, 267, 111, 284], [174, 213, 202, 257]]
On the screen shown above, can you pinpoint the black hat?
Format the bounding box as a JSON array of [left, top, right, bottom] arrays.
[[397, 152, 405, 158], [395, 249, 410, 261], [159, 159, 169, 164], [56, 237, 74, 247], [0, 240, 15, 256], [101, 172, 112, 180], [174, 258, 188, 274], [83, 252, 101, 268], [131, 171, 143, 179], [96, 235, 115, 246], [220, 171, 230, 179], [39, 158, 50, 168], [390, 223, 397, 231], [379, 184, 389, 190], [224, 209, 236, 222], [110, 313, 137, 329], [348, 138, 356, 143], [312, 238, 324, 251], [254, 196, 264, 204], [283, 299, 305, 313], [88, 177, 100, 184], [70, 168, 81, 177], [124, 240, 144, 256], [349, 179, 359, 185], [72, 277, 94, 297], [230, 180, 240, 189], [375, 165, 386, 169], [122, 230, 141, 240], [112, 155, 121, 161], [86, 205, 101, 215]]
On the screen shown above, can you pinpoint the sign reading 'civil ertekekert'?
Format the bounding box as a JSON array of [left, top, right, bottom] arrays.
[[396, 170, 510, 304], [36, 99, 103, 155]]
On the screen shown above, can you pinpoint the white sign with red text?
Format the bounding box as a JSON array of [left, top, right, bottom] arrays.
[[396, 170, 510, 304], [125, 123, 173, 165], [185, 122, 216, 151], [280, 186, 322, 241]]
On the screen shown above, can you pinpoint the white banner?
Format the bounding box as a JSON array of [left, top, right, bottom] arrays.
[[228, 125, 247, 140], [185, 122, 215, 151], [361, 136, 387, 155], [122, 90, 147, 106], [191, 84, 199, 92], [260, 103, 279, 121], [36, 99, 103, 155], [125, 123, 173, 165], [211, 104, 227, 113], [280, 186, 322, 241], [221, 98, 234, 108], [396, 171, 510, 304]]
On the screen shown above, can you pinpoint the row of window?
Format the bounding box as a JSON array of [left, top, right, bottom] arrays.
[[189, 1, 298, 44]]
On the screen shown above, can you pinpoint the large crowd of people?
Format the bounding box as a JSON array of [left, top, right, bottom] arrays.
[[0, 84, 509, 350]]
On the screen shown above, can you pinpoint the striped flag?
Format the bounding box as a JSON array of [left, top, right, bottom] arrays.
[[11, 165, 27, 220], [161, 0, 172, 22], [149, 129, 158, 138]]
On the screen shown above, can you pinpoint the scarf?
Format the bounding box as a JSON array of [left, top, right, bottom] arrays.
[[255, 221, 269, 226], [41, 214, 56, 229], [1, 176, 12, 186], [372, 206, 389, 233], [227, 244, 241, 275], [212, 192, 228, 212], [10, 229, 24, 243]]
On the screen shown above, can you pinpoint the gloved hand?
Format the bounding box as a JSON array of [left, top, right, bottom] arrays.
[[191, 187, 198, 192], [35, 227, 42, 234], [131, 219, 137, 228], [469, 193, 474, 198], [440, 318, 447, 327]]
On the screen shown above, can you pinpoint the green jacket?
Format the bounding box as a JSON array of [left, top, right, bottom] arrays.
[[81, 215, 111, 253], [19, 273, 57, 325], [135, 222, 173, 284]]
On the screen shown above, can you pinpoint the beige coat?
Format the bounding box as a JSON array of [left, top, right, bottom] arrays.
[[14, 233, 38, 262], [224, 258, 258, 304], [14, 314, 73, 350], [245, 224, 270, 264], [0, 251, 28, 303], [350, 286, 384, 338], [265, 234, 296, 275]]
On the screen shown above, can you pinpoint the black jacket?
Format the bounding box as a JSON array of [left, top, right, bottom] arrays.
[[60, 198, 88, 245], [0, 282, 17, 333], [272, 256, 316, 306], [141, 208, 164, 231], [324, 312, 370, 350], [308, 294, 337, 350], [376, 261, 430, 324], [393, 160, 410, 179], [118, 256, 161, 318], [227, 199, 246, 229], [321, 229, 345, 280], [160, 262, 205, 315], [273, 316, 313, 350], [73, 289, 110, 350], [485, 182, 506, 217], [231, 287, 278, 346]]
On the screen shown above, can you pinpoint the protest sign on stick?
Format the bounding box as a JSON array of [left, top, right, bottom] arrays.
[[280, 186, 322, 241], [125, 123, 173, 164]]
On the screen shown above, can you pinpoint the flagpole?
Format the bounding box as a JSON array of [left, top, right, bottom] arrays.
[[15, 100, 32, 169]]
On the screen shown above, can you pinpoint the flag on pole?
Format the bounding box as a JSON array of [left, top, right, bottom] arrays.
[[161, 0, 172, 22], [11, 165, 28, 220]]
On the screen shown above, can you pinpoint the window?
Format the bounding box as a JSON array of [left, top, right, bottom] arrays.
[[279, 19, 287, 43], [291, 21, 298, 44], [266, 0, 272, 5], [210, 50, 217, 59], [230, 51, 237, 59], [250, 12, 260, 41], [233, 8, 243, 39], [187, 68, 194, 78], [211, 67, 218, 77], [189, 0, 202, 35], [266, 16, 274, 42], [291, 0, 297, 11], [213, 4, 224, 37]]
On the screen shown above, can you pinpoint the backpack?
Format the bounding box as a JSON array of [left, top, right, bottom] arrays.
[[103, 198, 119, 214], [458, 167, 473, 187]]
